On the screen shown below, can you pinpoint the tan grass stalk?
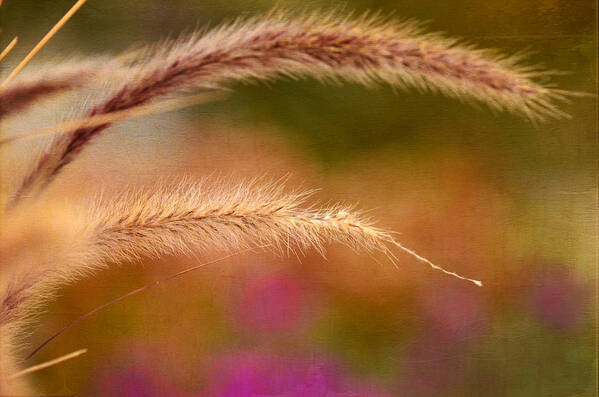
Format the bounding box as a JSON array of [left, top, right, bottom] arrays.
[[9, 348, 87, 379], [9, 11, 568, 206]]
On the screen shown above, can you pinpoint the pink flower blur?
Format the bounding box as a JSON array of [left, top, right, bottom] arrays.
[[204, 350, 392, 397], [98, 364, 188, 396], [530, 267, 589, 331], [420, 284, 487, 341], [239, 274, 304, 333]]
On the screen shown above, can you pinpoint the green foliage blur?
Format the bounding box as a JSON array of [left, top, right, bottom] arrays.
[[1, 1, 595, 396]]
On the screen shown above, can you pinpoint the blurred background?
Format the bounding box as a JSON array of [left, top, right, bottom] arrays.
[[0, 0, 596, 396]]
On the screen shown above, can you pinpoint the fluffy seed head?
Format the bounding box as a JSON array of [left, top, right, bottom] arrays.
[[7, 11, 571, 205]]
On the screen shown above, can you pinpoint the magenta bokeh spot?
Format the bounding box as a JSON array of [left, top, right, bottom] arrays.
[[205, 351, 340, 397], [98, 364, 187, 396], [420, 284, 486, 341], [530, 268, 589, 331], [239, 274, 303, 333], [400, 283, 486, 394], [204, 350, 392, 397]]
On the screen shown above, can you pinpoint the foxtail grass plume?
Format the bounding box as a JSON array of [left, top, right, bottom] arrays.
[[0, 179, 480, 393], [1, 179, 479, 333], [7, 11, 570, 205]]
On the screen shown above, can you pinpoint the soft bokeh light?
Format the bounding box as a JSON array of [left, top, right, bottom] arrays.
[[419, 283, 488, 341], [204, 350, 392, 397], [529, 265, 590, 331], [238, 273, 305, 333]]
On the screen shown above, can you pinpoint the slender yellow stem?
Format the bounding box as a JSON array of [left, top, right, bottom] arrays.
[[0, 37, 18, 64], [9, 349, 87, 379], [0, 0, 87, 87]]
